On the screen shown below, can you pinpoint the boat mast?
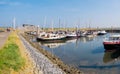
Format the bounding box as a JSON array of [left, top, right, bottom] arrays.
[[63, 19, 66, 31], [13, 17, 16, 30], [111, 26, 113, 35], [58, 18, 61, 31], [76, 19, 80, 31], [51, 20, 54, 32], [37, 25, 40, 37], [88, 20, 91, 32], [43, 16, 46, 31]]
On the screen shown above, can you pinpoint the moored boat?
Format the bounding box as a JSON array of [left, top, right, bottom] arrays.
[[37, 33, 66, 42], [103, 35, 120, 49], [66, 31, 80, 38], [98, 30, 107, 35]]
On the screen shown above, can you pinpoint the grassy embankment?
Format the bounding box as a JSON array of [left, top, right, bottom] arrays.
[[0, 32, 25, 74]]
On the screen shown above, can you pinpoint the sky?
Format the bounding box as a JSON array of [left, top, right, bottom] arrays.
[[0, 0, 120, 28]]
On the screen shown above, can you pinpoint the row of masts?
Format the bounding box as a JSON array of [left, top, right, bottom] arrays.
[[11, 17, 95, 31], [42, 17, 84, 31]]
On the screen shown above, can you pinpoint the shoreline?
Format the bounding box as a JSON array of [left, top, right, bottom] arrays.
[[16, 33, 42, 74], [21, 33, 83, 74], [20, 33, 66, 74]]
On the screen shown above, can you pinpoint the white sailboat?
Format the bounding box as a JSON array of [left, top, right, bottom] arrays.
[[37, 20, 66, 42], [66, 22, 80, 38]]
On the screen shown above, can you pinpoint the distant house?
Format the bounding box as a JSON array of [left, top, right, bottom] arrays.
[[22, 24, 41, 33]]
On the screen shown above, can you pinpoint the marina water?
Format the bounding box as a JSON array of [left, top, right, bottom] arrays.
[[36, 33, 120, 74]]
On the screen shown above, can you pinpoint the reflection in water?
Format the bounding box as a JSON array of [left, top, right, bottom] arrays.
[[38, 39, 66, 48], [79, 37, 94, 43], [79, 64, 120, 69], [66, 38, 77, 43], [38, 37, 95, 48], [39, 38, 78, 48], [79, 49, 120, 69], [103, 48, 120, 63], [40, 42, 66, 48], [35, 33, 120, 74]]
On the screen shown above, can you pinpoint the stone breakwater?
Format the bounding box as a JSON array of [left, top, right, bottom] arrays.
[[22, 33, 83, 74], [20, 35, 65, 74]]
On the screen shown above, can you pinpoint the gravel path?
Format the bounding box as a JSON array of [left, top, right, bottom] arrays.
[[20, 35, 65, 74], [0, 32, 10, 49]]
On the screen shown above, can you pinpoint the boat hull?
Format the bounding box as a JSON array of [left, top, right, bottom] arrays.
[[66, 36, 80, 39], [103, 34, 120, 51], [37, 37, 66, 42], [103, 44, 120, 50], [103, 41, 120, 49], [98, 33, 106, 35]]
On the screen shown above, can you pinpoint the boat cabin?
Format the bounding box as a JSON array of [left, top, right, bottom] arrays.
[[108, 35, 120, 41]]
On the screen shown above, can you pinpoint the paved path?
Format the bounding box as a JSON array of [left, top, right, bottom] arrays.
[[0, 32, 10, 49], [20, 35, 65, 74]]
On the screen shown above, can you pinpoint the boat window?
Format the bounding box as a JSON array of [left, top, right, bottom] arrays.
[[47, 34, 50, 38], [109, 37, 112, 40], [109, 37, 119, 40], [41, 35, 45, 37], [116, 37, 119, 40]]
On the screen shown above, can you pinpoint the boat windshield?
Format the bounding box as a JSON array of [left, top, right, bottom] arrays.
[[109, 37, 120, 40]]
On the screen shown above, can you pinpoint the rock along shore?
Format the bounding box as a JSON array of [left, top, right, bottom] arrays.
[[20, 35, 65, 74]]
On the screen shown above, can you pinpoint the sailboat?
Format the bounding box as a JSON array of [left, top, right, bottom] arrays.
[[37, 20, 66, 42], [66, 31, 80, 38], [66, 22, 80, 38]]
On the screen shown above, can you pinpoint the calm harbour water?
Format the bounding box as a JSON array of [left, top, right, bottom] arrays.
[[37, 33, 120, 74]]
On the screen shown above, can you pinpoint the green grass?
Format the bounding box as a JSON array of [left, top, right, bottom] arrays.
[[0, 33, 25, 74]]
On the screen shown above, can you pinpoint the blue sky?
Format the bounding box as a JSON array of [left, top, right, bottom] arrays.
[[0, 0, 120, 28]]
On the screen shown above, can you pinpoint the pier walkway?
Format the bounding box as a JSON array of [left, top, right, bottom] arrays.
[[20, 35, 65, 74]]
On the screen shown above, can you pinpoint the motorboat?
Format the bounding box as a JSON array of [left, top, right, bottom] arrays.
[[103, 35, 120, 49], [37, 32, 66, 42], [66, 31, 80, 38], [98, 30, 107, 35]]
